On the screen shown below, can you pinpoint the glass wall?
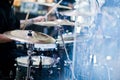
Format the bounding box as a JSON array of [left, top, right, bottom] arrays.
[[73, 0, 120, 80]]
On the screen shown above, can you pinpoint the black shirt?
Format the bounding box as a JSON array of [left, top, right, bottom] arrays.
[[0, 2, 20, 59]]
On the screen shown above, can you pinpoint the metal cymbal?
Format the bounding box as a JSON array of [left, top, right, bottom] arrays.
[[34, 21, 57, 27], [34, 19, 75, 27], [37, 2, 72, 9], [3, 30, 56, 44], [60, 10, 95, 16]]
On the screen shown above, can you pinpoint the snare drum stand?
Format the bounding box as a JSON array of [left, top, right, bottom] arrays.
[[57, 25, 76, 80]]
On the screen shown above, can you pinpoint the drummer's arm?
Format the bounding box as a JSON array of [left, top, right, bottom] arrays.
[[0, 34, 12, 43], [20, 16, 45, 29], [0, 13, 13, 43]]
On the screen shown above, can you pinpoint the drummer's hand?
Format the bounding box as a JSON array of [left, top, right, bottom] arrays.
[[68, 3, 74, 9], [0, 34, 13, 43], [20, 16, 45, 29], [32, 16, 45, 22]]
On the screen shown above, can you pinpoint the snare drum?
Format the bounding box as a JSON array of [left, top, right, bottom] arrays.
[[16, 56, 55, 68]]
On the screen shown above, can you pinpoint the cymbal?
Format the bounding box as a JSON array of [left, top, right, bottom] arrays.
[[34, 19, 75, 27], [60, 10, 95, 16], [3, 30, 56, 44], [38, 2, 72, 9], [34, 21, 57, 27]]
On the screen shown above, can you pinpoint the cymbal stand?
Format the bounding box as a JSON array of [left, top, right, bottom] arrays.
[[57, 25, 76, 80], [26, 31, 34, 80], [26, 43, 34, 80]]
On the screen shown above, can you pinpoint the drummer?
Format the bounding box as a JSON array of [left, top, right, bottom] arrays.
[[0, 0, 45, 79]]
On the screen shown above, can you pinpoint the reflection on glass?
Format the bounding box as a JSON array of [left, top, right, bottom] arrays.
[[73, 0, 120, 80]]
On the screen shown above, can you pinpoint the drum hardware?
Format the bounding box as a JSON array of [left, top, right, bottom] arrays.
[[38, 55, 42, 70], [26, 47, 34, 80], [25, 31, 34, 80]]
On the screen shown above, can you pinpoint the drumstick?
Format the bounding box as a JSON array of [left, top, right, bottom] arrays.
[[22, 11, 30, 30], [22, 0, 62, 29], [44, 0, 63, 17]]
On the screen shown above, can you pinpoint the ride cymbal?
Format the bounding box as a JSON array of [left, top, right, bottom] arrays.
[[3, 30, 56, 44]]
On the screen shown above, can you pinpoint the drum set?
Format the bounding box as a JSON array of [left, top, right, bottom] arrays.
[[3, 28, 74, 80], [3, 1, 77, 80], [3, 18, 74, 80]]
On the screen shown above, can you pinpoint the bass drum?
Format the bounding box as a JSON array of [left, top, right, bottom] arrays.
[[15, 56, 59, 80]]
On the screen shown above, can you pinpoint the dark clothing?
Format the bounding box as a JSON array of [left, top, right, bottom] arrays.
[[0, 1, 20, 79]]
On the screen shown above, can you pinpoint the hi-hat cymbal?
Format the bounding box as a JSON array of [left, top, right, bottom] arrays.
[[3, 30, 56, 44], [34, 19, 75, 27], [38, 2, 72, 9]]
